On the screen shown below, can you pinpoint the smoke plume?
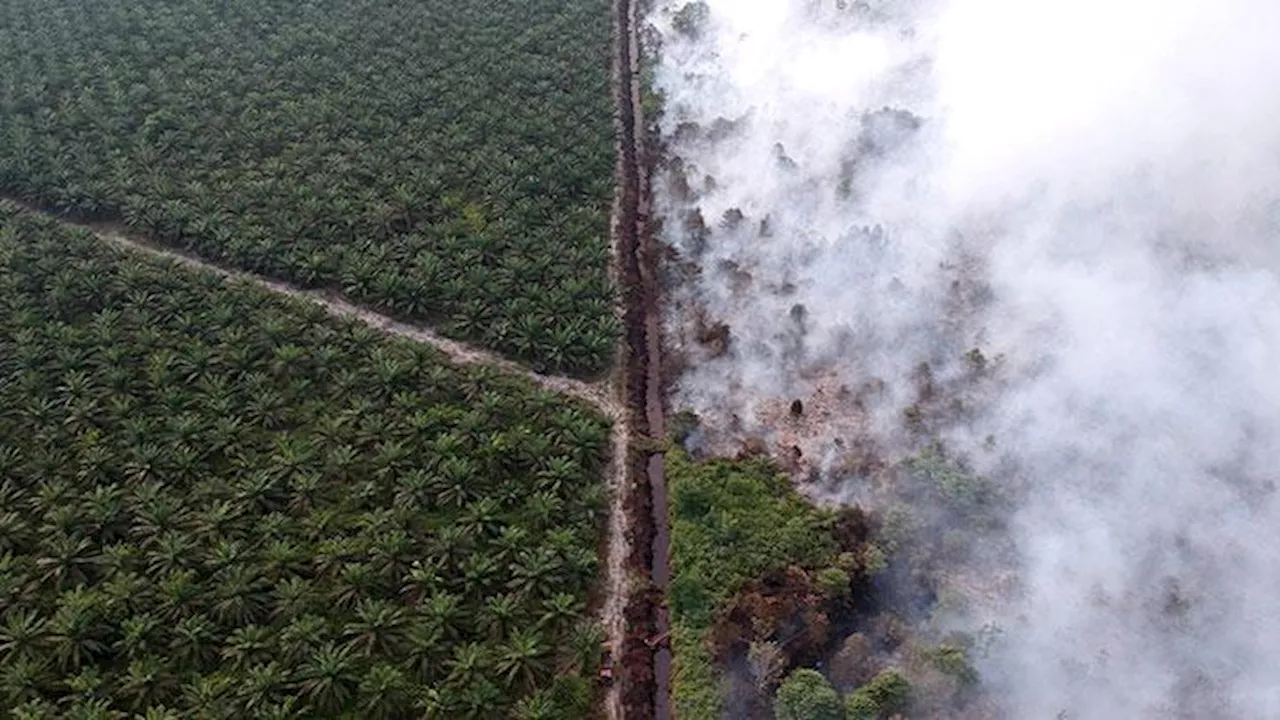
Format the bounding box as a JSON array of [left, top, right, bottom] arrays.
[[649, 0, 1280, 716]]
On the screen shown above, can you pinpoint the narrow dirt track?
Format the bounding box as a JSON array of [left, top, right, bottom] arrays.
[[625, 0, 673, 710], [601, 191, 635, 720], [5, 203, 620, 418], [611, 0, 672, 715]]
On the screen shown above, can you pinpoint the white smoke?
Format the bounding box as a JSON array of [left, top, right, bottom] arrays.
[[650, 0, 1280, 716]]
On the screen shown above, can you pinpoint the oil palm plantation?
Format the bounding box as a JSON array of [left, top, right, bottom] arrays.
[[0, 205, 612, 716], [0, 0, 618, 376]]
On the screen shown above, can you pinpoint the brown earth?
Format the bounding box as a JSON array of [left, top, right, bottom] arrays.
[[609, 0, 671, 714]]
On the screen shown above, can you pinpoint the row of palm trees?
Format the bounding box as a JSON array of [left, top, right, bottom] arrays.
[[0, 205, 612, 717], [0, 0, 618, 376]]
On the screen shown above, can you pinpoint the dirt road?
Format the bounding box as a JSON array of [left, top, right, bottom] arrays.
[[611, 0, 673, 715]]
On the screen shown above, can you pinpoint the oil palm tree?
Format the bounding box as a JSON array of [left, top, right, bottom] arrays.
[[167, 615, 218, 671], [513, 689, 560, 720], [455, 676, 504, 719], [117, 655, 178, 712], [496, 627, 550, 692], [400, 619, 446, 686], [537, 592, 583, 632], [234, 661, 289, 715], [356, 662, 409, 720], [113, 614, 161, 662], [507, 547, 563, 599], [46, 588, 108, 672], [0, 609, 48, 663], [341, 599, 408, 658], [221, 625, 274, 670], [179, 674, 235, 720], [0, 656, 52, 708], [294, 642, 358, 715], [267, 605, 325, 657], [479, 593, 523, 642], [210, 565, 267, 627]]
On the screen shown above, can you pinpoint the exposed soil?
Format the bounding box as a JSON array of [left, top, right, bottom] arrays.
[[610, 0, 671, 714]]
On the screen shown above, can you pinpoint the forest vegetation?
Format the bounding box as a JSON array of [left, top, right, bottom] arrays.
[[0, 0, 618, 376], [667, 444, 991, 720], [667, 449, 840, 719], [0, 203, 612, 718]]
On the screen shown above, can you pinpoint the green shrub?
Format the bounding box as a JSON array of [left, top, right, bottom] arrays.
[[931, 644, 979, 685], [816, 567, 852, 600], [668, 451, 837, 629], [775, 669, 843, 720], [672, 625, 724, 720], [668, 450, 838, 718], [845, 669, 910, 719], [903, 446, 994, 514]]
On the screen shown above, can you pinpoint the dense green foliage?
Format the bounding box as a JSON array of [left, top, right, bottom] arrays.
[[668, 450, 839, 719], [774, 669, 844, 720], [671, 625, 723, 720], [666, 437, 998, 718], [0, 204, 611, 718], [844, 669, 910, 719], [668, 452, 838, 630], [0, 0, 618, 375]]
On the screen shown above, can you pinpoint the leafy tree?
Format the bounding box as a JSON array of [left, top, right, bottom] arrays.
[[930, 643, 978, 685], [774, 668, 844, 720], [845, 669, 910, 720], [816, 567, 852, 600]]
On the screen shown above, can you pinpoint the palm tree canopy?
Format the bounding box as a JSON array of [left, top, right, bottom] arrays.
[[0, 204, 611, 716]]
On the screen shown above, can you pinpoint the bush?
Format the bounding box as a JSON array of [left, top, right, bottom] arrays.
[[902, 446, 995, 515], [775, 668, 843, 720], [931, 644, 979, 685], [845, 669, 910, 720], [816, 567, 852, 600], [668, 451, 837, 628], [672, 1, 711, 38], [672, 625, 724, 720], [670, 450, 839, 712], [669, 451, 838, 718]]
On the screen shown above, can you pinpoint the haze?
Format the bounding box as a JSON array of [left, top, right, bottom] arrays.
[[650, 0, 1280, 716]]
